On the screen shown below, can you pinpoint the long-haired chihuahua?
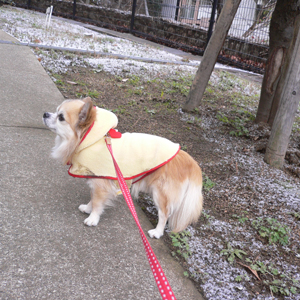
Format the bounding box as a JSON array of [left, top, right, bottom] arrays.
[[43, 97, 203, 239]]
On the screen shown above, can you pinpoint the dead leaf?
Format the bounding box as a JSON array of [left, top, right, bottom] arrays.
[[67, 81, 77, 85], [237, 262, 261, 281]]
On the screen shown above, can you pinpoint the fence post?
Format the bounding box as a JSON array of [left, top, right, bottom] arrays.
[[175, 0, 181, 21], [130, 0, 137, 32], [73, 0, 77, 19], [206, 0, 218, 46], [27, 0, 31, 8]]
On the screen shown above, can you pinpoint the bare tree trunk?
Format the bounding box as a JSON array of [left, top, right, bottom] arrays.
[[264, 14, 300, 168], [255, 47, 286, 123], [255, 0, 300, 124], [183, 0, 241, 112], [268, 49, 290, 126]]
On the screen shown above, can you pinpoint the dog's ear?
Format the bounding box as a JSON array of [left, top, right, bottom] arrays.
[[77, 97, 96, 131]]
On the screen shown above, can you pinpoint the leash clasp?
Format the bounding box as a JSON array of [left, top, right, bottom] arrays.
[[105, 135, 112, 145]]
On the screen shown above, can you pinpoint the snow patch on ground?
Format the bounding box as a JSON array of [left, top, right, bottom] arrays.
[[0, 6, 188, 62]]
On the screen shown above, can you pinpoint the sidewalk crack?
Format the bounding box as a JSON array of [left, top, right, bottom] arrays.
[[0, 124, 48, 130]]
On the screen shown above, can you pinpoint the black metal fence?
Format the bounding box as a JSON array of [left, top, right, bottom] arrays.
[[16, 0, 276, 74]]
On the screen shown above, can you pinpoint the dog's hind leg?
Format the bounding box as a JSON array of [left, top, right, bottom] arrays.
[[148, 209, 168, 239], [148, 189, 169, 239]]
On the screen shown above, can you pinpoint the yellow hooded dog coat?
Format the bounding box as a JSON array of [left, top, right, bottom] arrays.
[[68, 107, 180, 181]]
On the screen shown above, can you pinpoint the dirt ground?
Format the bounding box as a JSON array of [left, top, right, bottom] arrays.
[[52, 65, 300, 299]]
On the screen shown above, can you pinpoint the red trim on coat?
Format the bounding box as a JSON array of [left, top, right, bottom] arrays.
[[66, 122, 95, 165], [67, 146, 181, 182], [79, 121, 95, 145]]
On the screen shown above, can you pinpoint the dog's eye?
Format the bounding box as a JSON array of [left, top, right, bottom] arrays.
[[58, 114, 65, 122]]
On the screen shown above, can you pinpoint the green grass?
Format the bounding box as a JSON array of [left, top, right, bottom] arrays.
[[251, 217, 290, 246], [170, 231, 192, 260], [216, 107, 255, 137], [220, 242, 247, 263], [202, 174, 215, 192], [245, 259, 300, 297]]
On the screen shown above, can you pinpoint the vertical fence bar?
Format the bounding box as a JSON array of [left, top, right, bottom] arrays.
[[73, 0, 77, 19], [175, 0, 181, 21], [130, 0, 137, 32], [206, 0, 218, 47], [27, 0, 31, 8]]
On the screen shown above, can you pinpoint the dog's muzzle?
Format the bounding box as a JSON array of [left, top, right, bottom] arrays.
[[43, 112, 50, 119], [42, 112, 52, 128]]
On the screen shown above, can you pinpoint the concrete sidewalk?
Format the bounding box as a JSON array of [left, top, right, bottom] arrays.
[[0, 30, 203, 300]]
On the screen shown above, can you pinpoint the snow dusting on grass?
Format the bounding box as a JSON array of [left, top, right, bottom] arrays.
[[0, 6, 201, 80], [192, 149, 300, 299], [0, 6, 187, 62]]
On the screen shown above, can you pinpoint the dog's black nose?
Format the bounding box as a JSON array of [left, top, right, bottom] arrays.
[[43, 112, 50, 119]]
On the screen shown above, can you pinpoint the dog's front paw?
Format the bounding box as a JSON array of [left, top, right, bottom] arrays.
[[79, 204, 92, 214], [148, 229, 163, 239], [84, 213, 100, 226]]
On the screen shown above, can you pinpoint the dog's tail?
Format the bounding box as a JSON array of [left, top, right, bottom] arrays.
[[163, 150, 203, 233], [168, 180, 203, 233]]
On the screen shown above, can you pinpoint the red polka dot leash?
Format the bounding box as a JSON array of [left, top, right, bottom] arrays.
[[105, 136, 176, 300]]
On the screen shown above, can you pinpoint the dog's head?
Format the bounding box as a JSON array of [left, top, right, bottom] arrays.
[[43, 97, 96, 164]]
